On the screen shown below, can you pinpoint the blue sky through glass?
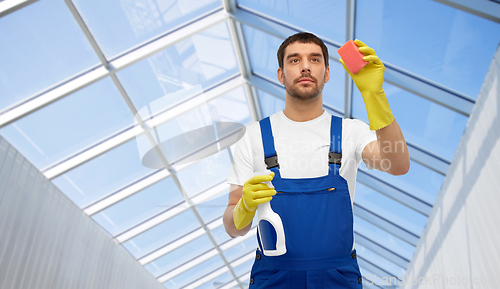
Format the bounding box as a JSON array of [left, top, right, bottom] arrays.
[[0, 77, 133, 170], [237, 0, 346, 44], [359, 160, 444, 205], [356, 182, 427, 236], [116, 22, 239, 111], [122, 208, 199, 258], [72, 0, 221, 58], [92, 176, 183, 236], [353, 83, 469, 162], [195, 192, 230, 223], [356, 243, 406, 278], [144, 234, 212, 277], [163, 254, 224, 289], [51, 139, 157, 208], [222, 236, 257, 263], [354, 216, 415, 261], [356, 0, 500, 98], [0, 0, 99, 111], [257, 89, 285, 118]]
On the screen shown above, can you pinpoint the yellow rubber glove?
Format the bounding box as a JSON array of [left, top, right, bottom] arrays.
[[339, 39, 394, 130], [233, 172, 276, 230]]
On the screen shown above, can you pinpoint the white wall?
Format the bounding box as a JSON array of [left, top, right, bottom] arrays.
[[402, 45, 500, 289], [0, 136, 165, 289]]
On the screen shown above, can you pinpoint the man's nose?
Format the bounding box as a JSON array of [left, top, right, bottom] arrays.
[[301, 64, 311, 73]]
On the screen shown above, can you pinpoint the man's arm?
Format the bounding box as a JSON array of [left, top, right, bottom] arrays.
[[223, 185, 252, 238], [362, 119, 410, 175], [339, 39, 410, 175]]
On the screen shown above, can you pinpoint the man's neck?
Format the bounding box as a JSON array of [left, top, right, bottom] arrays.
[[283, 94, 324, 122]]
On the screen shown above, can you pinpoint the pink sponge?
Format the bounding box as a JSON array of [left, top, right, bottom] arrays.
[[337, 40, 368, 74]]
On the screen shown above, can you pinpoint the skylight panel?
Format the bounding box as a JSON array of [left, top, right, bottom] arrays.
[[0, 0, 99, 112]]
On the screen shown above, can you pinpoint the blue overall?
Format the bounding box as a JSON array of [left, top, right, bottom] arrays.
[[249, 116, 362, 289]]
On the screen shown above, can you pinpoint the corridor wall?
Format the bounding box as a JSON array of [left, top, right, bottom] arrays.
[[0, 136, 164, 289], [402, 45, 500, 288]]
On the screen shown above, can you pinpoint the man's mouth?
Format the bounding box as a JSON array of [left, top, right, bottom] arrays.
[[298, 77, 314, 84]]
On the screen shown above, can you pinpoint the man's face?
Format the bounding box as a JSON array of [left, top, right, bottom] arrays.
[[277, 42, 330, 101]]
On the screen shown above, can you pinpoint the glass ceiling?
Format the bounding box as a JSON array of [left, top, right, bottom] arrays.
[[1, 0, 499, 288]]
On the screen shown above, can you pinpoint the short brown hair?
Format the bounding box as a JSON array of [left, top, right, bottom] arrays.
[[277, 32, 329, 69]]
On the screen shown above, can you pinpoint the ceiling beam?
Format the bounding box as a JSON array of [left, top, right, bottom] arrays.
[[224, 0, 262, 121], [157, 228, 256, 283], [115, 181, 229, 243], [355, 232, 410, 269], [344, 0, 356, 118], [354, 204, 420, 246], [0, 0, 38, 18], [357, 256, 399, 285], [357, 169, 433, 216], [433, 0, 500, 24], [138, 218, 223, 265]]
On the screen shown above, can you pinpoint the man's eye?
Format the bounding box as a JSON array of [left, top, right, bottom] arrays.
[[291, 59, 298, 63], [311, 58, 319, 62]]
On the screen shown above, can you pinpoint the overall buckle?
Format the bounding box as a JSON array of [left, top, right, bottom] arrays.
[[265, 154, 279, 169], [329, 152, 342, 167]]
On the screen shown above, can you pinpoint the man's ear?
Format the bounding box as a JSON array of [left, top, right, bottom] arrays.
[[277, 67, 285, 85], [324, 66, 330, 83]]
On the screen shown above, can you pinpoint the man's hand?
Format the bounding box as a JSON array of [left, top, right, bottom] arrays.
[[233, 172, 276, 230], [340, 39, 394, 131]]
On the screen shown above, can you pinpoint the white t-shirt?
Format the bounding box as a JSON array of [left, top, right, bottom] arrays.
[[227, 110, 377, 203]]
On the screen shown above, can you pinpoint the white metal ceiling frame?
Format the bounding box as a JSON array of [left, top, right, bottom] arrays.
[[138, 220, 256, 289], [219, 272, 251, 289], [139, 218, 224, 266], [354, 203, 420, 247], [357, 169, 433, 216], [157, 228, 256, 283], [0, 0, 249, 258], [62, 1, 246, 287], [41, 74, 244, 181], [0, 0, 443, 256], [357, 255, 400, 285], [182, 251, 255, 289], [344, 0, 356, 119], [114, 181, 229, 243], [0, 7, 228, 128], [354, 232, 410, 269], [223, 0, 261, 122], [0, 14, 253, 288], [0, 0, 37, 17], [432, 0, 500, 24], [166, 2, 263, 285]]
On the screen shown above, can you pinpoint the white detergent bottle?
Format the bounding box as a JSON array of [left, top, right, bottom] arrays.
[[254, 170, 286, 256]]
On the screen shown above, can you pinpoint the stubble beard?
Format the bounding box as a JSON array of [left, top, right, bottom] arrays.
[[284, 73, 325, 101]]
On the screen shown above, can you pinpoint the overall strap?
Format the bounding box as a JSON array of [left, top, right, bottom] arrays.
[[329, 115, 343, 175], [259, 117, 281, 176]]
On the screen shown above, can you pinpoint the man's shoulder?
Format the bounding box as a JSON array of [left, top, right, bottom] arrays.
[[245, 111, 282, 131], [342, 118, 370, 131]]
